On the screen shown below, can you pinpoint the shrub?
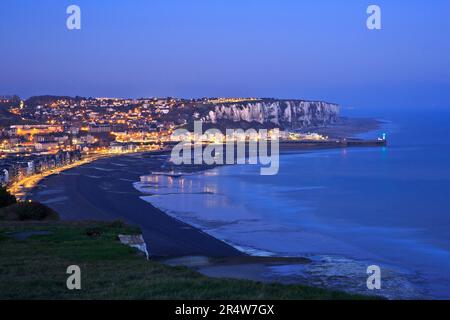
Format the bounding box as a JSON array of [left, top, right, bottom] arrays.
[[0, 187, 16, 208], [0, 201, 59, 221]]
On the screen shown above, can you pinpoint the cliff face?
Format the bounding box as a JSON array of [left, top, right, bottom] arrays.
[[202, 100, 339, 129]]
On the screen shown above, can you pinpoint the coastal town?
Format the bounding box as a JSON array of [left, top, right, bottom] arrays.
[[1, 95, 346, 195]]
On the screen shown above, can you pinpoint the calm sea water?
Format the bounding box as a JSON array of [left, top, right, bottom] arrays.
[[136, 107, 450, 299]]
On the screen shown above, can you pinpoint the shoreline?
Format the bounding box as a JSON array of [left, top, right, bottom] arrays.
[[9, 153, 115, 200], [29, 145, 364, 258], [9, 149, 172, 201], [30, 118, 384, 258], [30, 149, 384, 259]]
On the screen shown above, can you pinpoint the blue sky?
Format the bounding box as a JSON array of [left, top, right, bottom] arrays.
[[0, 0, 449, 109]]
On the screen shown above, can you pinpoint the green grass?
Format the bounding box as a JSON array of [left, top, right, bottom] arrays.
[[0, 221, 371, 300]]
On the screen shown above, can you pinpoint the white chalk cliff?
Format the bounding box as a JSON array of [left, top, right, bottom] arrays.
[[202, 100, 339, 129]]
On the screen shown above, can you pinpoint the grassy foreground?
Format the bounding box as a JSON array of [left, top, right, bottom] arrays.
[[0, 221, 368, 300]]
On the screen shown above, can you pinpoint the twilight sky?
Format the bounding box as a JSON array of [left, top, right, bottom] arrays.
[[0, 0, 449, 109]]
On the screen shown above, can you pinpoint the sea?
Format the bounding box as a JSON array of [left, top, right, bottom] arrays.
[[134, 107, 450, 299]]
